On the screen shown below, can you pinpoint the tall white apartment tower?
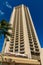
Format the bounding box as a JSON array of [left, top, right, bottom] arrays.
[[2, 5, 41, 61]]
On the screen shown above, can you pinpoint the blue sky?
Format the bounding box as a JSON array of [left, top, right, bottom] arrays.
[[0, 0, 43, 52]]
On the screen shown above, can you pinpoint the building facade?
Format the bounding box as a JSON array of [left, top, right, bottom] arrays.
[[0, 53, 40, 65], [40, 48, 43, 65], [2, 5, 41, 61]]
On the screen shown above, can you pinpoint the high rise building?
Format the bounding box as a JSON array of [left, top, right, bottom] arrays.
[[2, 5, 41, 61]]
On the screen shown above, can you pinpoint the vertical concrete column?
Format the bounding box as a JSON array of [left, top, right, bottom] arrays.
[[22, 5, 31, 58]]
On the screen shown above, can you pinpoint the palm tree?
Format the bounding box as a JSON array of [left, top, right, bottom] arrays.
[[0, 19, 12, 38], [0, 19, 12, 65]]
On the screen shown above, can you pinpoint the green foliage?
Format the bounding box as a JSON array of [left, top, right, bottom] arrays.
[[0, 19, 12, 65], [0, 19, 12, 38]]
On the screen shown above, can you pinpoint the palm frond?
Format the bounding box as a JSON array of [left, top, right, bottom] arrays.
[[0, 19, 12, 38]]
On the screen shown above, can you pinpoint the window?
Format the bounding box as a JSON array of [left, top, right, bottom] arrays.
[[20, 34, 23, 36], [16, 31, 18, 33], [20, 39, 24, 41], [9, 50, 13, 52], [30, 48, 34, 50], [10, 44, 14, 46], [20, 45, 24, 47], [35, 49, 39, 51], [20, 48, 24, 51], [30, 45, 33, 47], [34, 42, 37, 45], [35, 46, 38, 48], [20, 42, 24, 44], [15, 43, 18, 45], [15, 40, 18, 42], [29, 38, 32, 41], [16, 33, 18, 35], [15, 49, 18, 52], [31, 51, 35, 55], [20, 31, 23, 33], [16, 35, 18, 37], [10, 41, 14, 43], [6, 38, 9, 41], [15, 46, 18, 48], [10, 47, 13, 49], [29, 41, 32, 43], [35, 53, 40, 56], [29, 36, 31, 38]]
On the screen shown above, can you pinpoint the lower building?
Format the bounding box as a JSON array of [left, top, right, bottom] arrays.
[[0, 53, 40, 65]]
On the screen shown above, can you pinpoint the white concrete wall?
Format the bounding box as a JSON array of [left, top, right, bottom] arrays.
[[22, 5, 31, 58], [40, 48, 43, 65]]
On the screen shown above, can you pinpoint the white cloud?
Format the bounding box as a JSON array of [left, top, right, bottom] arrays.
[[0, 10, 4, 15], [6, 1, 12, 9], [6, 1, 8, 4]]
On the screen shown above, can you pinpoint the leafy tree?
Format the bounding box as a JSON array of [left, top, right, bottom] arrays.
[[0, 19, 12, 65], [0, 19, 12, 38]]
